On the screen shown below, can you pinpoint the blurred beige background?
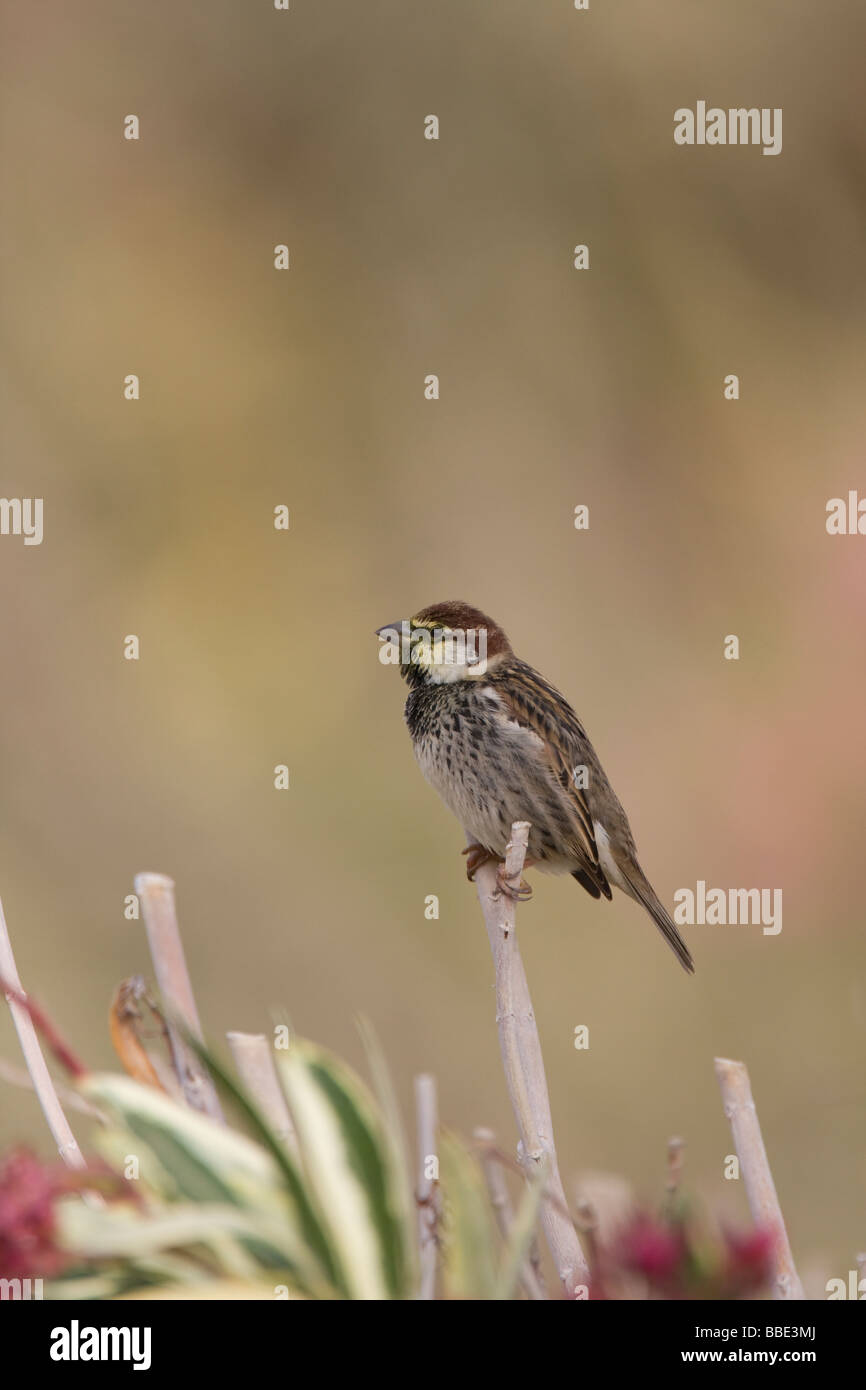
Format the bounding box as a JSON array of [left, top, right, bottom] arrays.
[[2, 1, 865, 1293]]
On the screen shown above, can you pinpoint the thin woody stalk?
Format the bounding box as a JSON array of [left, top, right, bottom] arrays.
[[714, 1056, 804, 1300], [226, 1030, 298, 1153], [0, 896, 87, 1170], [475, 1126, 547, 1300], [0, 1058, 102, 1119], [414, 1072, 439, 1300], [135, 872, 224, 1122], [472, 822, 589, 1297]]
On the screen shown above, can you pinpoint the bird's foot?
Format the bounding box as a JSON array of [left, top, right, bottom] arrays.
[[462, 842, 496, 881], [494, 860, 534, 902]]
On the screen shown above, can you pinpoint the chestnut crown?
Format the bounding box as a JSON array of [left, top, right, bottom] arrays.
[[410, 601, 512, 659]]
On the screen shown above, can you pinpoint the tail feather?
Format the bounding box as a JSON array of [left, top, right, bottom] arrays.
[[571, 867, 613, 901], [621, 867, 695, 975]]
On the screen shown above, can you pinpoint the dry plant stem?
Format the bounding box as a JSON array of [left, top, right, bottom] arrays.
[[226, 1031, 298, 1154], [134, 872, 224, 1122], [475, 1126, 547, 1300], [0, 896, 87, 1169], [414, 1072, 439, 1300], [575, 1199, 599, 1268], [0, 1058, 103, 1120], [472, 822, 589, 1297], [714, 1057, 805, 1300], [666, 1135, 685, 1197]]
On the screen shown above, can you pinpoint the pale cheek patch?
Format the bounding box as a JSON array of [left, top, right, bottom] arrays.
[[411, 635, 468, 683], [424, 660, 474, 684], [413, 636, 501, 682], [409, 632, 453, 668]]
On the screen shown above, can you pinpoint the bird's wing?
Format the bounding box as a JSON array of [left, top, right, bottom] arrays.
[[490, 660, 611, 896]]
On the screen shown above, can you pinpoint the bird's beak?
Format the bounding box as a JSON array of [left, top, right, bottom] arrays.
[[375, 620, 404, 639]]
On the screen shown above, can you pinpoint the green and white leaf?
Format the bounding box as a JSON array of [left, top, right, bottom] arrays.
[[77, 1073, 330, 1293], [440, 1131, 499, 1300], [492, 1158, 547, 1300], [275, 1039, 409, 1300], [58, 1200, 295, 1271], [356, 1016, 418, 1292], [79, 1074, 286, 1213]]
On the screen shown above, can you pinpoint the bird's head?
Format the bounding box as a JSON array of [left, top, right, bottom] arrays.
[[376, 600, 512, 685]]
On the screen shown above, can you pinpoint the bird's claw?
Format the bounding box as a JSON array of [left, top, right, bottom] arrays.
[[463, 845, 533, 900], [494, 863, 533, 902], [462, 843, 495, 882]]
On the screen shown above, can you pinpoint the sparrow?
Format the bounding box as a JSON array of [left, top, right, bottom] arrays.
[[377, 600, 694, 974]]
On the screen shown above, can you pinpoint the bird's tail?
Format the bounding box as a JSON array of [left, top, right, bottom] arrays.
[[621, 865, 695, 975]]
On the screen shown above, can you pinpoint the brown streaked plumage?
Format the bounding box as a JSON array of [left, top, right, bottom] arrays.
[[378, 600, 694, 974]]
